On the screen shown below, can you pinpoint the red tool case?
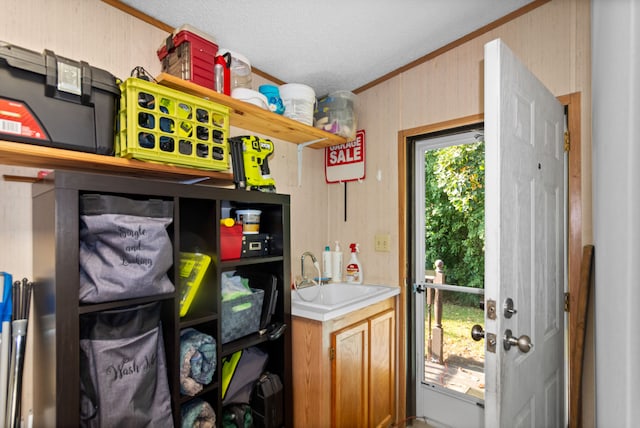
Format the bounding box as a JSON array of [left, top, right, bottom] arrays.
[[157, 25, 218, 89]]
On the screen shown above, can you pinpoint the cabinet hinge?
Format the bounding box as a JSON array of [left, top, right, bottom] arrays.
[[564, 131, 570, 152], [564, 292, 570, 312], [329, 347, 335, 360]]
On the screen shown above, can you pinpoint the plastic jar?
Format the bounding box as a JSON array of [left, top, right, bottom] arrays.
[[314, 90, 357, 139], [235, 209, 261, 234], [279, 83, 316, 126], [218, 49, 252, 90]]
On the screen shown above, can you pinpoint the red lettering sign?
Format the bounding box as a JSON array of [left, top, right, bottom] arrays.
[[325, 130, 366, 183]]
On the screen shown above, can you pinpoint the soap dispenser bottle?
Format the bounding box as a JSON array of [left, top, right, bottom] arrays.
[[346, 243, 363, 284], [322, 245, 333, 280], [332, 241, 343, 282]]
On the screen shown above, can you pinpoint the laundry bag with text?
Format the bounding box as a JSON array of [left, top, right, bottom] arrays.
[[79, 193, 174, 303], [79, 302, 173, 427]]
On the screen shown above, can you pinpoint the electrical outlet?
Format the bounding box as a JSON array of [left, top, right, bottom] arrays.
[[374, 234, 391, 252]]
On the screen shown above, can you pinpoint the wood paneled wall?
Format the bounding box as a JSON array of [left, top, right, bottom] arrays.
[[334, 0, 591, 287], [0, 0, 592, 424], [0, 0, 592, 291]]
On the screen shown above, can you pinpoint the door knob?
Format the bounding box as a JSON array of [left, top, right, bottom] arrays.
[[471, 324, 485, 341], [471, 325, 497, 353], [503, 329, 533, 353]]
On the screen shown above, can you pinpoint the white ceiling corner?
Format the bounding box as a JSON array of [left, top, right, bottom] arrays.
[[121, 0, 534, 97]]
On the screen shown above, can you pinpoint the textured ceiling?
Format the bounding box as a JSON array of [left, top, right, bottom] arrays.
[[120, 0, 534, 97]]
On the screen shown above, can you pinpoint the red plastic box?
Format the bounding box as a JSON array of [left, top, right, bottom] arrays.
[[157, 25, 218, 89], [220, 224, 243, 260]]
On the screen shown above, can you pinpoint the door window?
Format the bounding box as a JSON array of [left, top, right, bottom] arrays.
[[414, 130, 486, 424]]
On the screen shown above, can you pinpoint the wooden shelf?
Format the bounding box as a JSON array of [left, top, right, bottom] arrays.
[[0, 140, 234, 184], [156, 73, 347, 148], [0, 75, 343, 184]]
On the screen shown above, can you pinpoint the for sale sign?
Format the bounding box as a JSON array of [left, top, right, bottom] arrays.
[[325, 129, 366, 183]]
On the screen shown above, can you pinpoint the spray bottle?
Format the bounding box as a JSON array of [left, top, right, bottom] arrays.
[[346, 243, 363, 284]]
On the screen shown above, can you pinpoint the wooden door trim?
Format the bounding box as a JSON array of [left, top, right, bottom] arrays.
[[397, 93, 582, 424], [558, 92, 586, 428]]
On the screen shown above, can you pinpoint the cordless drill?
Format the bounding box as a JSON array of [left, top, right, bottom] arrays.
[[229, 135, 276, 192]]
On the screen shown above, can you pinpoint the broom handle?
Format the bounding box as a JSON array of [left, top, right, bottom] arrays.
[[6, 320, 26, 428], [0, 321, 11, 425]]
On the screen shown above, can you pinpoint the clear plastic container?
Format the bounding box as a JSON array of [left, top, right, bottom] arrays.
[[218, 49, 252, 90], [314, 90, 357, 139]]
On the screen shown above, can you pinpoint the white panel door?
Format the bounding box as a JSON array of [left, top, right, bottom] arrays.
[[483, 38, 565, 427]]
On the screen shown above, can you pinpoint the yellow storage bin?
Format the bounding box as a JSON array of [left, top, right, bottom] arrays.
[[116, 77, 230, 171], [179, 252, 212, 317]]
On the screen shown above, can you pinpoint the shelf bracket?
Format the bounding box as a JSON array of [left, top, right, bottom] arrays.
[[297, 139, 326, 186]]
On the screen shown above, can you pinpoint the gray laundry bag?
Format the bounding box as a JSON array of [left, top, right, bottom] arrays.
[[80, 302, 173, 427], [79, 193, 175, 303]]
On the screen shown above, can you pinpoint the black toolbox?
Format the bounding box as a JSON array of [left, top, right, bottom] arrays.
[[0, 42, 120, 154]]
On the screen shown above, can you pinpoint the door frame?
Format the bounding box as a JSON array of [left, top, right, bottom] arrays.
[[397, 92, 582, 424]]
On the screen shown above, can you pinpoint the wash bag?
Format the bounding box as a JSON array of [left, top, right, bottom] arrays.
[[79, 302, 173, 427]]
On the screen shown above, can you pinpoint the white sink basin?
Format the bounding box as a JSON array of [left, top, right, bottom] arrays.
[[292, 282, 399, 321]]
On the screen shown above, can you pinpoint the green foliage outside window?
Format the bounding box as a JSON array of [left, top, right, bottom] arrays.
[[424, 141, 485, 303]]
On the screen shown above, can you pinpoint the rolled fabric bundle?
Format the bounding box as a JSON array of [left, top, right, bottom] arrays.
[[180, 328, 216, 396], [181, 398, 216, 428]]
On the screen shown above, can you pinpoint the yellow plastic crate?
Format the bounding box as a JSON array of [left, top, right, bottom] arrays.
[[116, 77, 230, 171]]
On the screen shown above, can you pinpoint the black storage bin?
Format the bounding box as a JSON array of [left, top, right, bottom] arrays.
[[0, 41, 120, 154]]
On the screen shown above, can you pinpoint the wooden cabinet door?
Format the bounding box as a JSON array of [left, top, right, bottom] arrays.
[[332, 319, 369, 428], [369, 309, 395, 428]]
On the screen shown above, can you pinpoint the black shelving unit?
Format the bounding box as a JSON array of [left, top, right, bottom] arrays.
[[31, 170, 291, 427]]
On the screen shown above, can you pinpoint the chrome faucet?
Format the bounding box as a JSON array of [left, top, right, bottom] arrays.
[[298, 251, 320, 288]]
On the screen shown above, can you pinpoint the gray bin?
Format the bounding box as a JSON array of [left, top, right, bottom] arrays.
[[221, 288, 264, 343]]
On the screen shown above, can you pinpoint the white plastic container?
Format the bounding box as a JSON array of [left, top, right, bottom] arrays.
[[231, 88, 268, 110], [331, 241, 343, 282], [279, 83, 316, 126], [235, 209, 261, 234], [322, 245, 333, 279], [217, 49, 252, 90]]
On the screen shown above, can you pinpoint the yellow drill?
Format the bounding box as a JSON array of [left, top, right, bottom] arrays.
[[229, 135, 276, 192]]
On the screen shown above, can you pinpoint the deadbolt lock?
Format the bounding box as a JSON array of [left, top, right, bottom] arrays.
[[504, 297, 517, 319]]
